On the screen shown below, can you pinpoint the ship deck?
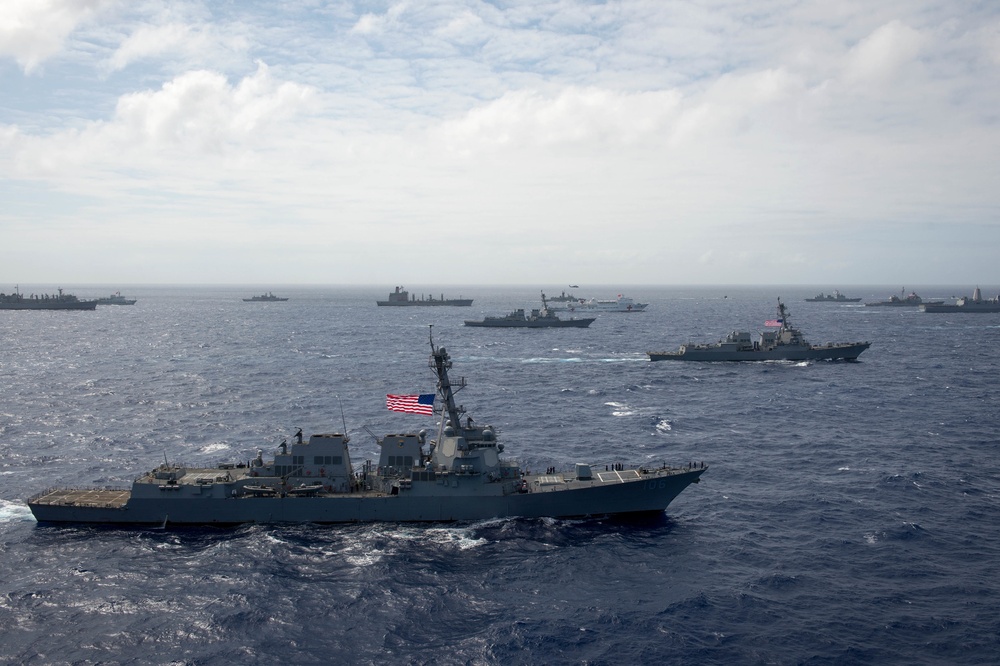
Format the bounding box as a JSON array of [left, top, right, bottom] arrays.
[[29, 488, 131, 509]]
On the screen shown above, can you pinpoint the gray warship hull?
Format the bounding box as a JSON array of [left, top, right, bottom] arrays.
[[648, 299, 870, 362], [378, 299, 473, 306], [920, 289, 1000, 313], [648, 342, 870, 362], [921, 303, 1000, 313], [464, 318, 594, 328], [0, 300, 97, 311], [28, 467, 704, 525], [28, 336, 705, 526]]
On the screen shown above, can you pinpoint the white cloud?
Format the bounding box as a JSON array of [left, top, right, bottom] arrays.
[[351, 2, 410, 36], [2, 2, 1000, 285], [843, 20, 927, 85], [103, 21, 249, 73], [0, 0, 116, 73], [437, 86, 684, 150]]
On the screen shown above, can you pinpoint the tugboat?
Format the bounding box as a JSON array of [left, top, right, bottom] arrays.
[[464, 293, 596, 328], [648, 300, 870, 362], [377, 286, 472, 306], [804, 290, 861, 303], [920, 286, 1000, 313], [0, 287, 97, 311], [243, 292, 289, 302], [865, 289, 942, 307], [27, 332, 705, 525]]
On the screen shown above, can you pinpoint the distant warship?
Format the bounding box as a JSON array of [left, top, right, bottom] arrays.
[[920, 287, 1000, 313], [465, 293, 595, 328], [548, 294, 648, 312], [28, 332, 705, 525], [0, 287, 96, 311], [804, 291, 861, 303], [648, 300, 870, 362], [865, 289, 942, 307], [243, 292, 288, 302], [377, 286, 472, 306], [95, 291, 137, 305]]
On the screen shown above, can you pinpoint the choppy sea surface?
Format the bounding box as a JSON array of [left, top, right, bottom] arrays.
[[2, 284, 999, 665]]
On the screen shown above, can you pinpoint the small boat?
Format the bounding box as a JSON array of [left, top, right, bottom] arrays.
[[243, 292, 289, 302]]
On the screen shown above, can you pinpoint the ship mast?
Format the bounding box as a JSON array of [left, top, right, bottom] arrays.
[[428, 327, 466, 431]]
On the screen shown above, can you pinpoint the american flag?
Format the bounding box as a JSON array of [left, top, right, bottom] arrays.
[[764, 318, 783, 327], [386, 394, 435, 415]]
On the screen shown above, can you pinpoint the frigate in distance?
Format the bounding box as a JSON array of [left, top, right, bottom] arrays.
[[28, 332, 705, 525]]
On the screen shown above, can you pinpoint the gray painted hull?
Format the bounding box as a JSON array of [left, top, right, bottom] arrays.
[[29, 469, 705, 525], [920, 304, 1000, 313], [648, 343, 870, 362], [464, 319, 595, 328]]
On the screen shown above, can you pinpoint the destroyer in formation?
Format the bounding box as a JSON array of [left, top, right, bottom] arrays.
[[920, 286, 1000, 313], [465, 292, 595, 328], [805, 290, 861, 303], [865, 289, 942, 307], [28, 333, 704, 525], [377, 286, 472, 306], [243, 292, 288, 302], [0, 287, 96, 311], [647, 300, 870, 362]]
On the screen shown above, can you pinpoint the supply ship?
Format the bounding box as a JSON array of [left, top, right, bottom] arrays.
[[0, 287, 97, 311], [377, 286, 472, 306]]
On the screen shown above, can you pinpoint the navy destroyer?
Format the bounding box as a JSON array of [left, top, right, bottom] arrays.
[[377, 286, 472, 306], [0, 287, 97, 311], [28, 333, 704, 525], [648, 300, 870, 362], [805, 291, 861, 302], [465, 293, 595, 328], [920, 286, 1000, 313], [243, 292, 288, 302], [865, 289, 941, 307]]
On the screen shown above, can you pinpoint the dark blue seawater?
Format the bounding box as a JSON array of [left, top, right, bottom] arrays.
[[2, 285, 999, 664]]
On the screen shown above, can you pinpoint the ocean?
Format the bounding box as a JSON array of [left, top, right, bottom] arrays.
[[2, 285, 999, 664]]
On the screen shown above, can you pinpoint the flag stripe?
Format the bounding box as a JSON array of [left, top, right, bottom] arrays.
[[764, 319, 783, 327], [386, 394, 435, 415]]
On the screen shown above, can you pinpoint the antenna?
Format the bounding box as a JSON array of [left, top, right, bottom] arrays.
[[336, 395, 350, 442]]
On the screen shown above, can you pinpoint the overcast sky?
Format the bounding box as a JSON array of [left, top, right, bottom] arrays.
[[1, 1, 998, 286]]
